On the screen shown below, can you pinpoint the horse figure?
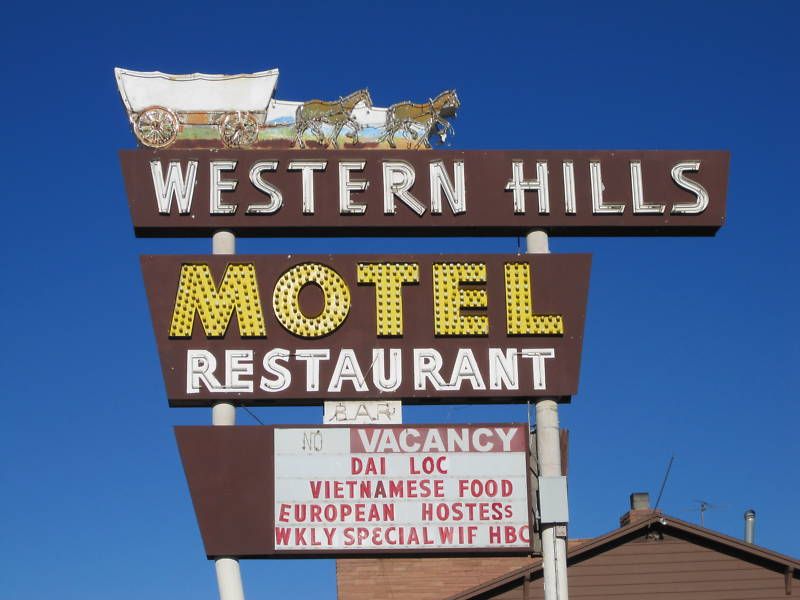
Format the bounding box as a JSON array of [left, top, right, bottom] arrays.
[[379, 90, 460, 149], [293, 89, 373, 148]]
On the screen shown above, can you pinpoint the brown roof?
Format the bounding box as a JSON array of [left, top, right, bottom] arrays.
[[444, 514, 800, 600], [336, 540, 589, 600]]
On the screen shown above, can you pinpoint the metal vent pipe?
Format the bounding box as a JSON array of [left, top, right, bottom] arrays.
[[744, 509, 756, 544]]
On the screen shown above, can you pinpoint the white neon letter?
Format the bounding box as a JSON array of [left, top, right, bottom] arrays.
[[630, 160, 664, 214], [150, 160, 198, 214], [339, 161, 369, 215], [295, 349, 330, 392], [505, 160, 549, 214], [372, 348, 402, 392], [562, 161, 576, 215], [382, 161, 425, 216], [247, 161, 283, 214], [488, 348, 519, 390], [225, 349, 253, 392], [413, 348, 449, 390], [590, 161, 624, 214], [449, 348, 486, 390], [260, 348, 291, 392], [288, 160, 327, 214], [429, 160, 466, 214], [520, 348, 556, 390], [210, 160, 238, 214], [187, 350, 223, 393], [328, 349, 368, 392], [670, 161, 709, 215]]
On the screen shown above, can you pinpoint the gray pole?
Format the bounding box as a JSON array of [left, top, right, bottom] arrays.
[[211, 230, 245, 600], [744, 509, 756, 544], [527, 230, 569, 600]]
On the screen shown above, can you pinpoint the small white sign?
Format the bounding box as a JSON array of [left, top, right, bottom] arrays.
[[323, 400, 403, 425], [273, 425, 530, 552]]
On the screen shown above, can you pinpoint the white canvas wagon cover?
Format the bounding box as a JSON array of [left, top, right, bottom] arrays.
[[115, 68, 279, 114]]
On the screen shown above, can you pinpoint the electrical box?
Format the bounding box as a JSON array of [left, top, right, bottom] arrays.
[[538, 476, 569, 524]]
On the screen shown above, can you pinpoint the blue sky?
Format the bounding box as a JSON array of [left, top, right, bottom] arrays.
[[1, 1, 798, 598]]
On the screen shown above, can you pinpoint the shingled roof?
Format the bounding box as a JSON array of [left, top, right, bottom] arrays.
[[444, 513, 800, 600]]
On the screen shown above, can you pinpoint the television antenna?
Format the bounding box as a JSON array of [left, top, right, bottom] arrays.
[[691, 499, 724, 527]]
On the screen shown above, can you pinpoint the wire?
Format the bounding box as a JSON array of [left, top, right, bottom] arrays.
[[242, 406, 264, 425], [527, 400, 532, 432], [653, 455, 674, 512]]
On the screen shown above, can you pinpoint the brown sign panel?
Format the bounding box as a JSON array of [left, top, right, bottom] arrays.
[[121, 149, 728, 236], [142, 253, 591, 406], [176, 424, 535, 558]]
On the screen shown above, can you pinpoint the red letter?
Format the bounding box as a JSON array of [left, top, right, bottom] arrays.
[[422, 503, 433, 520], [275, 527, 292, 546], [278, 503, 291, 523], [488, 526, 501, 544]]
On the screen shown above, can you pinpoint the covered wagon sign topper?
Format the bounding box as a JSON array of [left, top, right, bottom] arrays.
[[115, 68, 458, 150], [176, 424, 533, 557], [141, 253, 591, 406]]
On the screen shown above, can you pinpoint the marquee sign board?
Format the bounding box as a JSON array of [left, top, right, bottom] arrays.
[[175, 424, 534, 558], [121, 149, 728, 237], [141, 253, 591, 406]]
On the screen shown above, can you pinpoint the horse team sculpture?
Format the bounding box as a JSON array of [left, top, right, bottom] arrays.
[[379, 90, 460, 149], [294, 89, 373, 148], [115, 68, 459, 149], [295, 89, 459, 149]]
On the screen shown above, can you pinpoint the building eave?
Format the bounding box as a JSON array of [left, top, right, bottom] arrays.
[[444, 513, 800, 600]]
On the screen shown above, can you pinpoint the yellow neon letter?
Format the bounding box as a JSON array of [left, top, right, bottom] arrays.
[[169, 263, 266, 338], [504, 263, 564, 335], [273, 263, 351, 338], [357, 262, 420, 336], [433, 262, 488, 336]]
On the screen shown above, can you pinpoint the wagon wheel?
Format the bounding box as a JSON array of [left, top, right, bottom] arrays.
[[220, 112, 259, 147], [134, 107, 179, 148]]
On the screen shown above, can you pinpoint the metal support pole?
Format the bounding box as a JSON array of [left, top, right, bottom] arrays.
[[215, 558, 245, 600], [212, 402, 236, 426], [212, 231, 237, 427], [212, 230, 236, 255], [527, 229, 569, 600], [211, 230, 245, 600]]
